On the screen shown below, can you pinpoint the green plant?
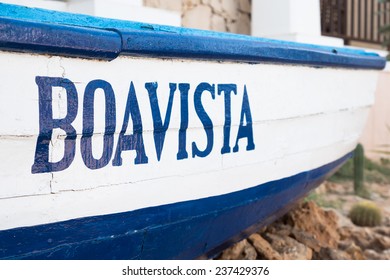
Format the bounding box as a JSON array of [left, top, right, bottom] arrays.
[[354, 144, 369, 198], [349, 201, 383, 227], [304, 191, 343, 209]]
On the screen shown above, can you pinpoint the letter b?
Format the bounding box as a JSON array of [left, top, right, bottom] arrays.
[[31, 77, 78, 173]]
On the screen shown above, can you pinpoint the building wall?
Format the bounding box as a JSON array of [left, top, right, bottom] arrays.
[[144, 0, 251, 35], [360, 66, 390, 160]]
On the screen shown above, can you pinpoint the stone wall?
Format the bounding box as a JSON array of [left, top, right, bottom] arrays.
[[143, 0, 251, 35]]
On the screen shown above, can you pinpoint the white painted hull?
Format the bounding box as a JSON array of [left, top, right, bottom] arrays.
[[0, 51, 377, 230]]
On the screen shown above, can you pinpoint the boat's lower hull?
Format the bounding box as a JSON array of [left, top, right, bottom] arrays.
[[0, 152, 350, 260]]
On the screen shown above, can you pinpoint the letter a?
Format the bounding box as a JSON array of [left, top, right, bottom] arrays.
[[233, 85, 255, 152], [112, 82, 148, 166]]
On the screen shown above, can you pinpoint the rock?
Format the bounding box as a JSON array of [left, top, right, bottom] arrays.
[[221, 0, 238, 20], [236, 12, 250, 35], [345, 242, 366, 260], [209, 0, 223, 14], [374, 226, 390, 236], [287, 201, 340, 249], [238, 0, 251, 13], [338, 226, 353, 240], [211, 14, 226, 32], [369, 235, 390, 251], [248, 233, 282, 260], [218, 239, 257, 260], [364, 249, 390, 260], [266, 221, 292, 236], [383, 249, 390, 259], [182, 0, 201, 11], [226, 19, 238, 34], [264, 233, 312, 260], [144, 0, 182, 12], [314, 248, 350, 260], [332, 208, 355, 227], [291, 229, 321, 252], [182, 5, 212, 30]]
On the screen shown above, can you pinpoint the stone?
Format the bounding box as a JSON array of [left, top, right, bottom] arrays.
[[287, 201, 340, 249], [313, 248, 350, 260], [161, 0, 182, 12], [182, 0, 201, 11], [342, 226, 390, 251], [143, 0, 182, 12], [369, 235, 390, 251], [266, 222, 292, 236], [218, 239, 257, 260], [291, 229, 321, 252], [221, 0, 238, 20], [211, 14, 226, 32], [236, 12, 250, 35], [345, 242, 366, 260], [264, 233, 312, 260], [226, 19, 238, 34], [209, 0, 223, 14], [248, 233, 282, 260], [374, 226, 390, 237], [338, 226, 353, 240], [182, 5, 212, 30], [238, 0, 251, 14], [364, 249, 389, 260]]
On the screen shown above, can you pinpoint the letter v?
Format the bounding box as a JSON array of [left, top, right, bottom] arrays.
[[145, 82, 176, 161]]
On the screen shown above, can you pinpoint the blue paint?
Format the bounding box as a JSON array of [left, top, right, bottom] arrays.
[[0, 3, 386, 69], [177, 83, 190, 160], [81, 80, 116, 170], [0, 152, 352, 260], [112, 82, 148, 166], [233, 86, 255, 153], [31, 77, 78, 174], [146, 82, 176, 162], [0, 17, 120, 60], [218, 84, 237, 154], [192, 83, 215, 158]]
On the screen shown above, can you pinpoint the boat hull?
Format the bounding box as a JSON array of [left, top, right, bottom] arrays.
[[0, 51, 376, 259], [0, 153, 349, 259]]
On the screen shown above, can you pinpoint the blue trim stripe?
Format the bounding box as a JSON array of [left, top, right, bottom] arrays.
[[0, 3, 386, 69], [0, 17, 121, 60], [0, 152, 352, 260]]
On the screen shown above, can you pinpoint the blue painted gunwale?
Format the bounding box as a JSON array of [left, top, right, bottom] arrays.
[[0, 3, 386, 69], [0, 152, 352, 260]]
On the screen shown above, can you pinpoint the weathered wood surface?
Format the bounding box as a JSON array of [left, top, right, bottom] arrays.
[[0, 51, 377, 230]]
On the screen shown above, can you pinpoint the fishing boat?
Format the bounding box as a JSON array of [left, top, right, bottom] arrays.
[[0, 3, 386, 260]]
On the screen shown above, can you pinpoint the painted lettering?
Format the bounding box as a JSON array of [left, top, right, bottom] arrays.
[[81, 80, 116, 169], [112, 82, 148, 166], [176, 83, 190, 160], [31, 77, 78, 174], [218, 84, 237, 154], [146, 82, 176, 161], [233, 85, 255, 152], [192, 83, 215, 158], [32, 77, 255, 174]]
